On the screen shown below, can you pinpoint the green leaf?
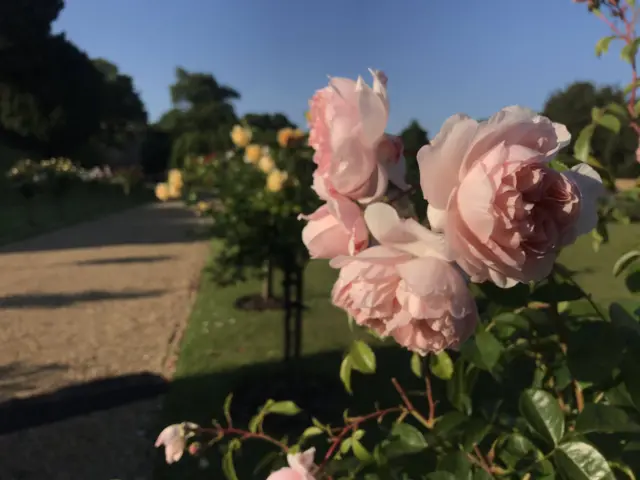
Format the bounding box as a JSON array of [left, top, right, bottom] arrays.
[[595, 35, 616, 57], [461, 417, 491, 451], [606, 102, 628, 118], [222, 451, 239, 480], [610, 301, 640, 339], [622, 349, 640, 411], [437, 451, 473, 479], [447, 358, 473, 414], [223, 393, 233, 425], [266, 400, 301, 416], [349, 340, 376, 374], [425, 474, 457, 480], [301, 426, 323, 438], [549, 158, 570, 172], [492, 312, 530, 331], [554, 441, 615, 480], [389, 423, 429, 453], [567, 321, 624, 384], [575, 403, 640, 434], [613, 250, 640, 276], [340, 355, 353, 394], [597, 114, 621, 133], [410, 352, 423, 378], [624, 79, 640, 95], [352, 438, 373, 463], [472, 469, 494, 480], [519, 389, 565, 446], [621, 40, 639, 64], [429, 351, 454, 380], [461, 330, 504, 372], [498, 433, 539, 469], [592, 107, 604, 122], [574, 124, 596, 162]]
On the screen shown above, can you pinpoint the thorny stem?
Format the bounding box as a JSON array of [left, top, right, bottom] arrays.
[[197, 426, 290, 452]]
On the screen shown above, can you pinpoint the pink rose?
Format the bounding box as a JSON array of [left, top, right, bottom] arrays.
[[418, 106, 604, 287], [300, 195, 368, 258], [331, 204, 479, 354], [267, 448, 316, 480], [308, 70, 406, 203]]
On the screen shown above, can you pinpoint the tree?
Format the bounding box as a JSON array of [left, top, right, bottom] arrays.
[[157, 68, 240, 166], [92, 58, 148, 149], [0, 0, 63, 47], [543, 81, 640, 178]]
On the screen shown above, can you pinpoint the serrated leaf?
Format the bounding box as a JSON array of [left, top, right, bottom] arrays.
[[613, 250, 640, 276], [597, 113, 621, 133], [266, 401, 301, 416], [410, 352, 423, 378], [389, 423, 429, 453], [595, 35, 616, 57], [575, 403, 640, 434], [574, 124, 595, 162], [554, 441, 614, 480], [429, 351, 454, 380], [519, 389, 565, 446], [340, 355, 353, 394], [349, 340, 376, 374]]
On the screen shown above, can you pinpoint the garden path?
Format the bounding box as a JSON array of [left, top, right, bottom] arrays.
[[0, 201, 210, 480]]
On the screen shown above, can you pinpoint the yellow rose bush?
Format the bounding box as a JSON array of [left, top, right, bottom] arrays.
[[178, 122, 319, 292]]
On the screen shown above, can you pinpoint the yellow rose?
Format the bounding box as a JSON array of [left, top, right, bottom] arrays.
[[168, 169, 183, 189], [169, 182, 182, 199], [244, 144, 262, 164], [292, 128, 305, 138], [277, 127, 295, 148], [258, 155, 275, 174], [230, 125, 252, 147], [196, 201, 210, 214], [155, 183, 170, 202], [266, 169, 289, 193]]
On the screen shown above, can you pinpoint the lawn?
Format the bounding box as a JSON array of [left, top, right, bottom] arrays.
[[0, 182, 152, 245], [155, 222, 640, 479]]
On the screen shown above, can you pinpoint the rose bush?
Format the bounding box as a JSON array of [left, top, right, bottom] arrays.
[[157, 4, 640, 477]]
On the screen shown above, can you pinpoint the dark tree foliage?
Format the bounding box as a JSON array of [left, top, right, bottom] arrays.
[[140, 126, 172, 176], [0, 33, 104, 156], [243, 113, 297, 144], [543, 81, 640, 178], [0, 0, 64, 47], [158, 68, 240, 166], [399, 120, 430, 220]]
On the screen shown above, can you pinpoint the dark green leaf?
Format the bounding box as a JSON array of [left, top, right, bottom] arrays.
[[437, 451, 473, 479], [411, 352, 423, 378], [430, 351, 454, 380], [575, 403, 640, 434], [389, 423, 429, 453], [621, 40, 639, 64], [609, 301, 640, 340], [625, 269, 640, 294], [461, 417, 491, 452], [447, 359, 473, 414], [349, 340, 376, 374], [472, 468, 494, 480], [554, 441, 614, 480], [605, 102, 628, 118], [223, 393, 233, 425], [340, 355, 353, 394], [461, 331, 504, 372], [476, 282, 530, 308], [497, 433, 538, 469], [492, 312, 530, 331], [519, 389, 565, 446], [425, 474, 457, 480], [597, 114, 621, 133], [574, 124, 595, 162], [622, 349, 640, 411], [434, 411, 468, 438], [567, 321, 623, 384]]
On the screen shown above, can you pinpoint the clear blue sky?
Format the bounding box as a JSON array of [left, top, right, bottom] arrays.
[[54, 0, 628, 136]]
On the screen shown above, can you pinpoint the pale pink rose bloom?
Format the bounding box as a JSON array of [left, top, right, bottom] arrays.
[[307, 70, 405, 203], [331, 204, 479, 354], [267, 448, 317, 480], [155, 424, 186, 464], [299, 195, 368, 258], [417, 106, 604, 287]]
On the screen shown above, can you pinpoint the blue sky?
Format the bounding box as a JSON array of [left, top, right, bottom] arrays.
[[54, 0, 628, 136]]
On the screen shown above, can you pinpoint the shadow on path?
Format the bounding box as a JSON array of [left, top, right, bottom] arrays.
[[0, 372, 168, 435], [0, 203, 212, 255], [74, 254, 176, 266], [0, 362, 68, 403], [0, 289, 166, 309]]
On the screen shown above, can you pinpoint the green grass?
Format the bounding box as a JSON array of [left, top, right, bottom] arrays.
[[0, 183, 152, 245], [156, 223, 640, 479]]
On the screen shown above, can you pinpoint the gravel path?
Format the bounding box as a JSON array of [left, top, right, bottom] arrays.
[[0, 201, 210, 480]]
